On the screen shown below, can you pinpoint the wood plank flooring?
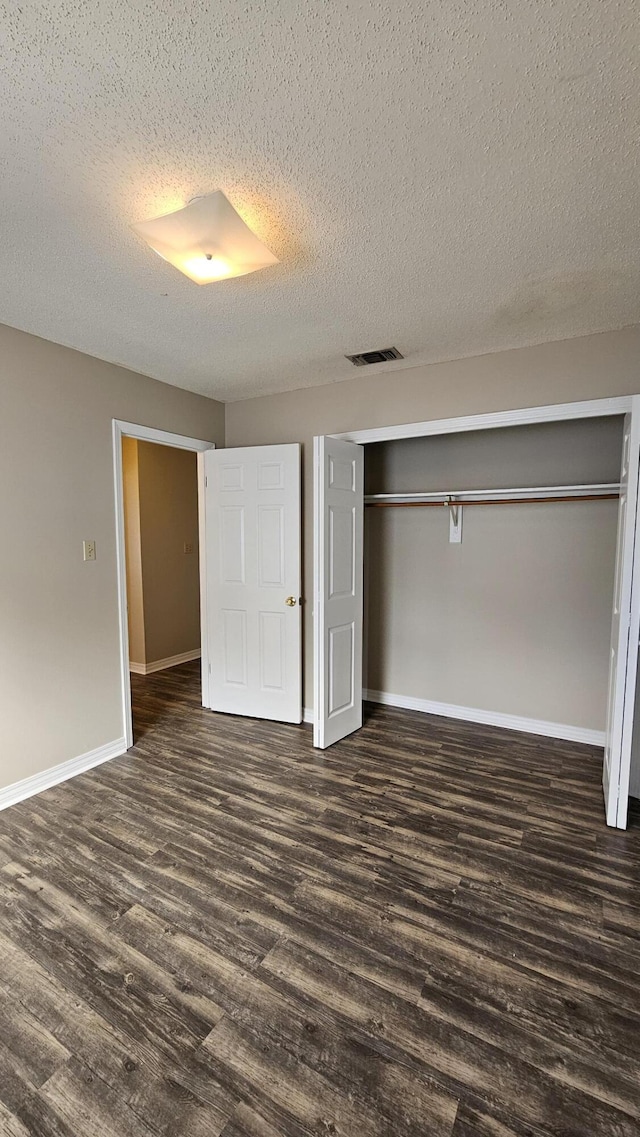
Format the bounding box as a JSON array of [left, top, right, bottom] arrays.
[[0, 661, 639, 1136]]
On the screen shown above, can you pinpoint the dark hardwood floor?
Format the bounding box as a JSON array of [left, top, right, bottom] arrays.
[[1, 661, 639, 1136]]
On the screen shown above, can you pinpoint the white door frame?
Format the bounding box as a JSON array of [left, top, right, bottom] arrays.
[[330, 396, 633, 444], [112, 420, 215, 749]]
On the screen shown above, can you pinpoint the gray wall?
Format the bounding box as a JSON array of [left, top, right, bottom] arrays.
[[225, 325, 640, 712], [364, 419, 622, 730], [364, 418, 625, 495], [0, 323, 224, 792]]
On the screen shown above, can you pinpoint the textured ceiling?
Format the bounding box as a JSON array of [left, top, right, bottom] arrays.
[[0, 2, 638, 401]]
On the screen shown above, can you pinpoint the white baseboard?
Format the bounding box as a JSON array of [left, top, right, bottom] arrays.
[[363, 689, 605, 747], [0, 736, 127, 812], [303, 707, 314, 724], [130, 649, 201, 676]]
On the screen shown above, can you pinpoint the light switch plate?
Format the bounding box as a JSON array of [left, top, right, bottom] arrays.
[[83, 540, 96, 561]]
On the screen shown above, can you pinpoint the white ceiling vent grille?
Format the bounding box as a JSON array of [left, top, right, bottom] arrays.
[[345, 346, 404, 367]]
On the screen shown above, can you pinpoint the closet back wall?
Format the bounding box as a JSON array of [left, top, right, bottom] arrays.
[[364, 418, 623, 733]]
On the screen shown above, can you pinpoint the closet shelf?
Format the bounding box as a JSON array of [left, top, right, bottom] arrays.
[[364, 483, 620, 507]]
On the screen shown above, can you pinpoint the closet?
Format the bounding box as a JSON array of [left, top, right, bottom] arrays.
[[314, 400, 640, 827], [362, 416, 624, 743]]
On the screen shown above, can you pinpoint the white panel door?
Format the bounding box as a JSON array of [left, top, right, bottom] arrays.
[[603, 398, 640, 828], [203, 444, 301, 723], [313, 436, 364, 748]]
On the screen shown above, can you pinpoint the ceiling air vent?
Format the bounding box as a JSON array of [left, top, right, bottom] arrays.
[[345, 346, 404, 367]]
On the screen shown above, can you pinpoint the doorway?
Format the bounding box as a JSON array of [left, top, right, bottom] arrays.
[[114, 426, 303, 745], [113, 420, 215, 749], [123, 437, 202, 738]]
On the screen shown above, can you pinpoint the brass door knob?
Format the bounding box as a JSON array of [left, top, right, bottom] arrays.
[[285, 596, 297, 606]]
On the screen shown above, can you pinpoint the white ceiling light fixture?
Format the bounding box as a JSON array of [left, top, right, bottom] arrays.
[[131, 190, 279, 284]]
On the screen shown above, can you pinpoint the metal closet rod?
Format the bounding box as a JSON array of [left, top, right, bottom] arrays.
[[364, 483, 621, 508], [366, 495, 619, 508]]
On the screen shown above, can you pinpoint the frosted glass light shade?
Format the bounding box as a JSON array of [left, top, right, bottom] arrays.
[[131, 190, 279, 284]]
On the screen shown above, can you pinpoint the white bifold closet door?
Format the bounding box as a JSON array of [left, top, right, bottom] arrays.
[[203, 444, 301, 724], [313, 436, 364, 748], [603, 397, 640, 828]]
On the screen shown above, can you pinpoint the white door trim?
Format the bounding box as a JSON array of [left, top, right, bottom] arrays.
[[603, 397, 640, 827], [331, 396, 632, 445], [112, 420, 215, 748], [114, 420, 214, 451]]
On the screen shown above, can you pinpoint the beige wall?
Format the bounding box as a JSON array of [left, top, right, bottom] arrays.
[[365, 419, 622, 730], [134, 440, 200, 665], [122, 437, 146, 664], [0, 323, 223, 792], [225, 326, 640, 711]]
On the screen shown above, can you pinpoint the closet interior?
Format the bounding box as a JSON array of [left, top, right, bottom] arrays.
[[362, 415, 626, 741]]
